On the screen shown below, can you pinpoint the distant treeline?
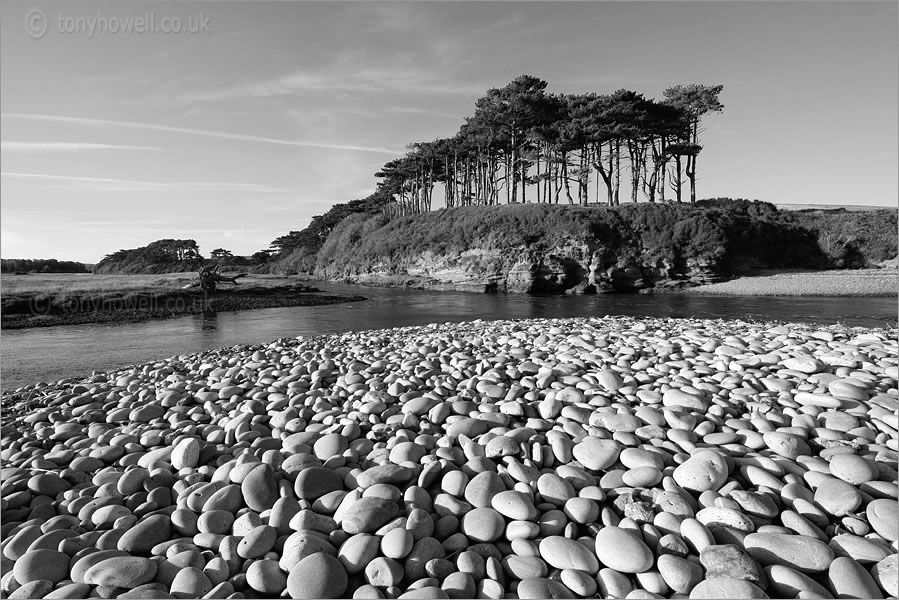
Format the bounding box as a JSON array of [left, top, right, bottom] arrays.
[[94, 239, 204, 274], [92, 238, 271, 274], [1, 259, 90, 274]]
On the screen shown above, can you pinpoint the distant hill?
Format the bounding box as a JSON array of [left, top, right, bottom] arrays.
[[775, 203, 890, 212], [1, 259, 90, 274]]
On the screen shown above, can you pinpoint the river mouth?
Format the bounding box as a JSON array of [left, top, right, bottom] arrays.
[[1, 282, 896, 391]]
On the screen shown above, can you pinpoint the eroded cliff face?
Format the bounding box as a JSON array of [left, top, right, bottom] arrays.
[[332, 239, 725, 294]]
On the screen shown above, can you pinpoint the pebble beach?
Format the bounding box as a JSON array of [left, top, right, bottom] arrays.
[[1, 316, 897, 600]]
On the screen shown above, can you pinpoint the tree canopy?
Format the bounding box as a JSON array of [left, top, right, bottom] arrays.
[[370, 76, 723, 215]]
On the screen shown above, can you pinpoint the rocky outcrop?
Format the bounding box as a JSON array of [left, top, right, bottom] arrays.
[[337, 240, 727, 294]]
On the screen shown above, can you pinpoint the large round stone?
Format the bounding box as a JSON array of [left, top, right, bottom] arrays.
[[743, 533, 834, 573], [689, 577, 768, 599], [762, 432, 811, 460], [341, 497, 400, 534], [117, 514, 172, 555], [826, 556, 884, 600], [464, 472, 506, 508], [828, 454, 878, 485], [460, 507, 505, 543], [539, 536, 599, 574], [295, 466, 343, 501], [516, 578, 576, 599], [813, 478, 862, 517], [572, 437, 620, 471], [866, 498, 898, 542], [673, 450, 729, 493], [12, 549, 69, 585], [246, 559, 287, 596], [356, 464, 416, 489], [242, 463, 279, 512], [594, 526, 653, 573], [82, 556, 158, 588], [287, 552, 348, 599]]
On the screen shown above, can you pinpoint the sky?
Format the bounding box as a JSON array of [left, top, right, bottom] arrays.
[[1, 1, 897, 263]]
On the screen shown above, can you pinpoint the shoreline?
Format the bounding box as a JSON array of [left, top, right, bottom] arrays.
[[328, 268, 898, 298], [2, 315, 895, 394], [678, 268, 898, 297], [1, 315, 896, 599], [0, 286, 366, 330]]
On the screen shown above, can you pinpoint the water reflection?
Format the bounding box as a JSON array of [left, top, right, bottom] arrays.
[[200, 309, 218, 330]]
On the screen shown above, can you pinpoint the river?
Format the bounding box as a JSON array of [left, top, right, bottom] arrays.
[[2, 283, 896, 390]]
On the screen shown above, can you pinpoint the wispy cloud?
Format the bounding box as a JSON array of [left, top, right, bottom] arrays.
[[173, 51, 489, 104], [1, 172, 295, 193], [342, 3, 430, 34], [387, 106, 461, 120], [1, 113, 403, 155], [1, 141, 163, 153]]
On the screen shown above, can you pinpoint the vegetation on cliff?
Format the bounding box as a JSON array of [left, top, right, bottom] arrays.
[[267, 193, 391, 273], [310, 200, 897, 293], [789, 208, 898, 268]]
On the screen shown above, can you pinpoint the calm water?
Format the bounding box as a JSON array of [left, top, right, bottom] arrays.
[[2, 283, 896, 390]]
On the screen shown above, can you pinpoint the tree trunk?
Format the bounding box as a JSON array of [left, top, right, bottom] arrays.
[[521, 157, 527, 203], [562, 153, 574, 205], [614, 140, 621, 205], [582, 152, 589, 206], [593, 143, 614, 206], [659, 138, 666, 203], [628, 141, 642, 204], [504, 153, 511, 204], [553, 155, 562, 203], [687, 153, 697, 203], [673, 154, 683, 203], [688, 120, 699, 203]]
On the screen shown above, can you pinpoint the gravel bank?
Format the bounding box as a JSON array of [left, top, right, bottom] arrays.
[[1, 316, 897, 599], [684, 269, 898, 297]]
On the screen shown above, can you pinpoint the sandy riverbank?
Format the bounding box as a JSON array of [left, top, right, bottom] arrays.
[[1, 316, 896, 599], [683, 269, 898, 297]]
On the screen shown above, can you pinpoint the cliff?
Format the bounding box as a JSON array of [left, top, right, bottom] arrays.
[[309, 200, 896, 294]]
